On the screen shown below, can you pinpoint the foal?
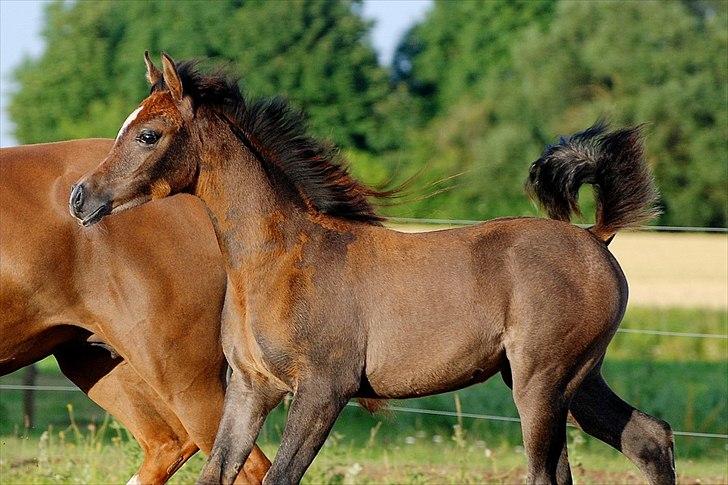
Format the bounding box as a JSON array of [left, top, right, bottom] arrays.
[[71, 53, 675, 485]]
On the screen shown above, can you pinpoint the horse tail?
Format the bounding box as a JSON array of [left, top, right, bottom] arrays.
[[525, 121, 661, 243]]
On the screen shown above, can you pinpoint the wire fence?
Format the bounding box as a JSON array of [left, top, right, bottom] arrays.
[[616, 328, 727, 339], [2, 383, 726, 441], [1, 220, 725, 446]]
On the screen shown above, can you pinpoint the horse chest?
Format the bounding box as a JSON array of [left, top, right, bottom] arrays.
[[221, 282, 312, 391]]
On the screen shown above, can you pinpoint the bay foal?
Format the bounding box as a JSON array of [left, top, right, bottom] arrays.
[[71, 54, 675, 485]]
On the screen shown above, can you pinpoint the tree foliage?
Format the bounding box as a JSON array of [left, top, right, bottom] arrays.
[[9, 0, 389, 150], [8, 0, 726, 227], [393, 0, 556, 118], [388, 0, 727, 226]]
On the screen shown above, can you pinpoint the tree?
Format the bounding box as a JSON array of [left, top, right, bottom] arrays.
[[393, 0, 557, 119], [387, 0, 727, 227], [9, 0, 391, 151]]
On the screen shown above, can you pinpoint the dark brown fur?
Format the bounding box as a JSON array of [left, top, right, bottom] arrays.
[[526, 120, 661, 241], [72, 54, 675, 485]]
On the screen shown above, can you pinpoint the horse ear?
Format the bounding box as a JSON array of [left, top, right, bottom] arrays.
[[160, 52, 183, 102], [144, 51, 162, 86]]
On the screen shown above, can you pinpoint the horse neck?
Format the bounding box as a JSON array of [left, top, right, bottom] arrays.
[[192, 124, 302, 272]]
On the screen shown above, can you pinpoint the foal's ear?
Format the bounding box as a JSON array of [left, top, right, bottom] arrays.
[[160, 52, 183, 102], [144, 51, 162, 85]]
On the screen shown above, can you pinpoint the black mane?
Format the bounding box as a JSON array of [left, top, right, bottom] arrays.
[[153, 60, 386, 224]]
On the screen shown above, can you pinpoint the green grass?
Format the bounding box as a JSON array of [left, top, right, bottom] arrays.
[[2, 425, 726, 484], [1, 306, 726, 483]]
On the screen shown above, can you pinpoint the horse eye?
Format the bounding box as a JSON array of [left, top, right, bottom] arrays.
[[137, 130, 160, 145]]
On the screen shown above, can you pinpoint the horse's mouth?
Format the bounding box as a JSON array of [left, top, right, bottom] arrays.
[[77, 195, 150, 227], [80, 202, 112, 226]]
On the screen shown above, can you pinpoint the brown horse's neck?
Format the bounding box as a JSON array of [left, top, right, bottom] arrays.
[[192, 120, 302, 272]]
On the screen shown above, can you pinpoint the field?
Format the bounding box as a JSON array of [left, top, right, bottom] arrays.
[[1, 231, 727, 484]]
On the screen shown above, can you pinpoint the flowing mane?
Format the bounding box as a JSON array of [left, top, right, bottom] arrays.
[[152, 61, 387, 224]]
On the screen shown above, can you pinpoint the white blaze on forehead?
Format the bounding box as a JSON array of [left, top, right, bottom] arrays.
[[115, 106, 144, 141]]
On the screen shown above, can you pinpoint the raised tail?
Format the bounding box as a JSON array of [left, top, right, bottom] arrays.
[[525, 121, 661, 243]]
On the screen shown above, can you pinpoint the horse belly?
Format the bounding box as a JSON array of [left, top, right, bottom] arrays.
[[363, 317, 505, 399]]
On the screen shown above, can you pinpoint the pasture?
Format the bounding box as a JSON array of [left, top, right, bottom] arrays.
[[1, 230, 726, 484]]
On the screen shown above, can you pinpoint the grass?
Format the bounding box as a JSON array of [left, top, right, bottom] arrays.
[[2, 419, 726, 484], [1, 306, 726, 483]]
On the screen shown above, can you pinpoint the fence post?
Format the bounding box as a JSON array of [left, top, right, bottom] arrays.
[[22, 364, 37, 429]]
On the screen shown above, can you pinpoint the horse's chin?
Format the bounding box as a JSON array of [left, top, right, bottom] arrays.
[[79, 202, 112, 227]]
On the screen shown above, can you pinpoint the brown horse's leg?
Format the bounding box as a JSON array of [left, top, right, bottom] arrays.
[[198, 371, 283, 485], [501, 362, 572, 484], [55, 342, 198, 485], [568, 370, 676, 485], [262, 380, 348, 485], [511, 377, 572, 485]]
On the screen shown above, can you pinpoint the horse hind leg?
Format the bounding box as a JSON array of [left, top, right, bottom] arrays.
[[506, 334, 609, 485], [509, 372, 573, 484], [501, 360, 572, 484], [569, 370, 676, 485]]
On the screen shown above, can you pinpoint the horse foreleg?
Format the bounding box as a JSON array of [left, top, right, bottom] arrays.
[[262, 380, 348, 485], [55, 343, 198, 484], [198, 371, 283, 485]]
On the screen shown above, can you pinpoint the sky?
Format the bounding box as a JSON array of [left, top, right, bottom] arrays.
[[0, 0, 431, 147]]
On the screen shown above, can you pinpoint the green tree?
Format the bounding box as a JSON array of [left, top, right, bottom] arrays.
[[9, 0, 391, 151], [389, 0, 727, 227], [393, 0, 557, 118]]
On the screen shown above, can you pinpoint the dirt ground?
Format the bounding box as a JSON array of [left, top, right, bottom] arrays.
[[609, 232, 727, 309]]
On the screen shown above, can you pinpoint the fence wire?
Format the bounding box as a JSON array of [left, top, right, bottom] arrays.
[[616, 328, 727, 339], [2, 220, 725, 445], [1, 384, 725, 440]]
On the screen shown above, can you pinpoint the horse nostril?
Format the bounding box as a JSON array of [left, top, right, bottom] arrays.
[[71, 184, 85, 211]]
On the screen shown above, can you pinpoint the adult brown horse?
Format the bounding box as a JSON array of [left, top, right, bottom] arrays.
[[72, 53, 676, 485], [0, 139, 270, 484]]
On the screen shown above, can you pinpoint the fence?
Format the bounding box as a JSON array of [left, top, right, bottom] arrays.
[[386, 217, 728, 233], [3, 309, 726, 440], [2, 218, 726, 443]]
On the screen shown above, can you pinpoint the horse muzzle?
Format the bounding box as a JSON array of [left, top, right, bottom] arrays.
[[69, 182, 112, 226]]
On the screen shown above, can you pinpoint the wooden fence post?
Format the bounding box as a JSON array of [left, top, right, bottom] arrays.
[[22, 364, 37, 429]]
